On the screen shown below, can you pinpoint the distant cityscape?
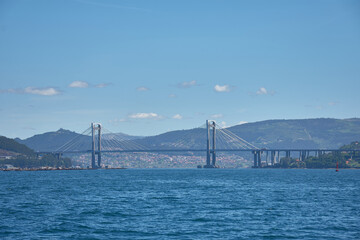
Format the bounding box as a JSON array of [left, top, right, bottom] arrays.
[[70, 152, 250, 169]]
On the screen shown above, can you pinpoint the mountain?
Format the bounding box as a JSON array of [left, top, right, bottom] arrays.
[[1, 135, 72, 169], [136, 118, 360, 150], [15, 128, 89, 152], [226, 118, 360, 149], [0, 135, 34, 156], [15, 129, 143, 152], [14, 118, 360, 152]]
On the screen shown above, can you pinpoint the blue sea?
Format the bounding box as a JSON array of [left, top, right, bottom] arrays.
[[1, 169, 359, 239]]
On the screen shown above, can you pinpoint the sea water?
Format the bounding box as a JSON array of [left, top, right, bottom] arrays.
[[1, 169, 359, 239]]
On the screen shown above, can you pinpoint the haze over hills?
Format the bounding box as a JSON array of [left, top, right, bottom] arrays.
[[13, 118, 360, 152]]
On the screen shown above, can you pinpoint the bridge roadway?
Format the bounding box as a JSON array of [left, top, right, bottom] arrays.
[[38, 148, 360, 154]]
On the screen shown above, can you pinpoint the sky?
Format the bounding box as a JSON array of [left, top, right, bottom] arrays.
[[0, 0, 359, 139]]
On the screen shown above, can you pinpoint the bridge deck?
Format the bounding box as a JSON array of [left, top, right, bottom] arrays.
[[37, 149, 360, 154]]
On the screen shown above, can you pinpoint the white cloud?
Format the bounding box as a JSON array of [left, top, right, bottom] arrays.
[[168, 94, 177, 98], [69, 81, 89, 88], [95, 83, 110, 88], [0, 87, 60, 96], [256, 87, 268, 95], [136, 86, 149, 91], [172, 114, 183, 120], [214, 84, 230, 92], [255, 87, 275, 96], [178, 80, 197, 88], [129, 112, 161, 119], [211, 114, 223, 119], [24, 87, 60, 96]]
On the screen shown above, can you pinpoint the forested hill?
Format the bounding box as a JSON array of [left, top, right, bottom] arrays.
[[0, 136, 34, 156], [15, 128, 142, 152], [0, 135, 72, 169], [137, 118, 360, 150], [226, 118, 360, 149], [15, 128, 89, 152]]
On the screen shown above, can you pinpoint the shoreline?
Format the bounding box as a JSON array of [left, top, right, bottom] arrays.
[[2, 167, 360, 171], [1, 167, 127, 172]]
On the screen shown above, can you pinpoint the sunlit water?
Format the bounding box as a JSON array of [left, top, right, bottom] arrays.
[[1, 169, 359, 239]]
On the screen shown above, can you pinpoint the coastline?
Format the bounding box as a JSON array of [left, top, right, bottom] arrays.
[[1, 167, 127, 172]]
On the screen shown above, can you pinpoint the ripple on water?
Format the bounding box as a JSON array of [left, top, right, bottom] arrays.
[[0, 169, 359, 239]]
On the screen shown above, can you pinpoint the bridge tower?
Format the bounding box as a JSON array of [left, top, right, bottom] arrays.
[[91, 123, 102, 168], [204, 120, 217, 168]]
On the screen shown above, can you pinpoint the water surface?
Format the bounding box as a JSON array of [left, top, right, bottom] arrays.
[[1, 169, 359, 239]]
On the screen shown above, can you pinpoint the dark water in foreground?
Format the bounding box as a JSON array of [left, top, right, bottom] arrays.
[[0, 169, 359, 240]]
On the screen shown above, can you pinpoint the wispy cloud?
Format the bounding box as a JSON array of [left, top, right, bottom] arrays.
[[178, 80, 197, 88], [129, 112, 163, 120], [211, 114, 223, 119], [256, 87, 267, 95], [172, 114, 183, 120], [69, 81, 111, 88], [95, 83, 111, 88], [214, 84, 231, 92], [255, 87, 275, 96], [109, 118, 128, 125], [0, 87, 60, 96], [69, 81, 89, 88], [168, 94, 177, 98], [24, 87, 60, 96], [136, 86, 149, 91]]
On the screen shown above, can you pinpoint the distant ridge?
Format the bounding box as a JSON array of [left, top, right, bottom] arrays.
[[15, 129, 143, 152], [226, 118, 360, 149], [0, 136, 34, 156], [14, 118, 360, 152], [136, 118, 360, 150]]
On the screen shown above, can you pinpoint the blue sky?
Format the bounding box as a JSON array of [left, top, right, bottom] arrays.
[[1, 0, 359, 139]]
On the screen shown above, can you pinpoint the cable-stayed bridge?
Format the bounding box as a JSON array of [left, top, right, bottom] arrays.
[[39, 120, 360, 168]]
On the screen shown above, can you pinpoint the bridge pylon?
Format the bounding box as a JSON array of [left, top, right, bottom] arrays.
[[204, 120, 217, 168], [91, 123, 102, 168]]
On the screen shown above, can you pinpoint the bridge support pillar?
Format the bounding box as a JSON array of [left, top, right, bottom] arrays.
[[257, 151, 262, 168], [271, 151, 275, 165], [252, 150, 262, 168], [211, 122, 216, 166], [253, 151, 258, 167], [286, 150, 290, 158], [91, 123, 102, 169], [299, 150, 307, 162], [204, 120, 217, 168]]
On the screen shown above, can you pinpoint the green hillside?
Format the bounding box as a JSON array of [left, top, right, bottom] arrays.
[[0, 135, 71, 169], [15, 129, 142, 152], [269, 141, 360, 169], [15, 128, 90, 152], [0, 136, 34, 156], [137, 118, 360, 150], [227, 118, 360, 149]]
